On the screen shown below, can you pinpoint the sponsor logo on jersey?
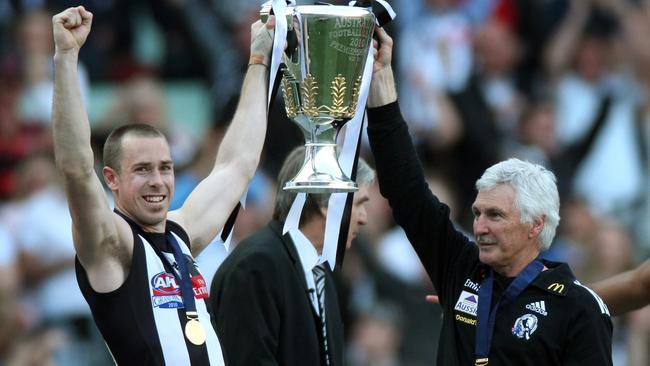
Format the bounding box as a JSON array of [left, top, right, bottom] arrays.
[[547, 282, 565, 294], [191, 274, 209, 299], [151, 272, 184, 309], [464, 278, 480, 292], [455, 314, 476, 326], [525, 301, 548, 316], [454, 290, 478, 317], [512, 314, 538, 340]]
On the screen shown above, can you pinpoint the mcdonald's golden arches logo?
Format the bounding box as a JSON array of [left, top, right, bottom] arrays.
[[547, 283, 565, 294]]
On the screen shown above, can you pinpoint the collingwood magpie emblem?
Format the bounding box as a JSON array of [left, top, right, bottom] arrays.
[[512, 314, 538, 340]]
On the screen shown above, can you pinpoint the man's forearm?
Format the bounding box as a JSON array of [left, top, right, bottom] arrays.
[[52, 52, 94, 174], [367, 66, 397, 108], [592, 259, 650, 316], [213, 64, 268, 178]]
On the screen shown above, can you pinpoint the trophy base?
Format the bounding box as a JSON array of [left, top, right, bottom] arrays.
[[283, 143, 358, 193], [283, 179, 358, 194]]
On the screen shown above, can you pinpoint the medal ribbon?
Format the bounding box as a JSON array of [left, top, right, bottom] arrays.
[[474, 259, 544, 364], [166, 234, 200, 324]]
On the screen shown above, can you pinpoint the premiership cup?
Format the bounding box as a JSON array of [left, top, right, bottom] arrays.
[[264, 4, 375, 193]]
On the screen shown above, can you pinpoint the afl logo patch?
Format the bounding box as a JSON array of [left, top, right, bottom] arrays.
[[151, 272, 184, 309], [512, 314, 538, 340]]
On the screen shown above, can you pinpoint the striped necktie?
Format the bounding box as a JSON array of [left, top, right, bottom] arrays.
[[312, 264, 330, 366]]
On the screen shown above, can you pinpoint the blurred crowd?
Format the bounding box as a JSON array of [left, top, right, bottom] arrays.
[[2, 0, 650, 365]]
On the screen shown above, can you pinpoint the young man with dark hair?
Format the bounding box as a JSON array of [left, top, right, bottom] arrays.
[[52, 5, 274, 365]]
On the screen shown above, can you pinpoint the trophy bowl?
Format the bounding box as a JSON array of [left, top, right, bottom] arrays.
[[269, 5, 375, 193]]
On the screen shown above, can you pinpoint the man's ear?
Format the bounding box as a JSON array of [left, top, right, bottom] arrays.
[[103, 166, 119, 191], [529, 215, 545, 239]]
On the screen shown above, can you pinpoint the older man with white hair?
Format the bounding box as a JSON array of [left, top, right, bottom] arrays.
[[364, 27, 613, 365]]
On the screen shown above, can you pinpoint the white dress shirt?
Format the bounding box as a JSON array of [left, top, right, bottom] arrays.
[[289, 229, 324, 315]]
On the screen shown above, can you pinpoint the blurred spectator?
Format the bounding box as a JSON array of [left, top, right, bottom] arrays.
[[510, 94, 610, 201], [50, 0, 207, 81], [94, 72, 197, 168], [14, 155, 112, 366], [171, 95, 237, 210], [622, 2, 650, 252], [448, 18, 526, 228], [376, 171, 465, 286], [0, 59, 51, 201], [343, 234, 442, 365], [511, 0, 569, 94], [372, 172, 463, 365], [1, 214, 61, 366], [590, 220, 634, 282], [396, 0, 497, 154], [11, 8, 90, 125], [545, 0, 644, 218], [545, 196, 598, 281], [509, 99, 558, 165], [175, 0, 263, 119], [347, 303, 403, 366]]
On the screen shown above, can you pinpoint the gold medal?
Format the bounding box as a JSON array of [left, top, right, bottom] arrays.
[[475, 358, 488, 366], [185, 318, 206, 346]]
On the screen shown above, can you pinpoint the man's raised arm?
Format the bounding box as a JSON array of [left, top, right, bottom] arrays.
[[592, 259, 650, 316], [52, 6, 128, 287], [169, 19, 275, 255]]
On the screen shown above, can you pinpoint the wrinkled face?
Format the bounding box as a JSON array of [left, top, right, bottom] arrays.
[[472, 184, 540, 276], [346, 185, 371, 250], [105, 135, 174, 232]]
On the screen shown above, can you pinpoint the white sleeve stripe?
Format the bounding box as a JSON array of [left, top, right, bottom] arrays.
[[574, 280, 610, 316]]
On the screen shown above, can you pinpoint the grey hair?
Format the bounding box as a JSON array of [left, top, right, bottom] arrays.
[[273, 146, 375, 223], [475, 158, 560, 251]]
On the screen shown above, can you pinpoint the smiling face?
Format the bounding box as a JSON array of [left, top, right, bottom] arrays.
[[104, 134, 174, 232], [472, 184, 542, 277]]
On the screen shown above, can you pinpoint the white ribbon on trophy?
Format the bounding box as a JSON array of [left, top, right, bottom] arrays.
[[320, 53, 373, 269]]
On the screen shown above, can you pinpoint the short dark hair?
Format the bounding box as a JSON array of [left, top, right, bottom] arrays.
[[103, 124, 166, 171], [272, 146, 375, 223]]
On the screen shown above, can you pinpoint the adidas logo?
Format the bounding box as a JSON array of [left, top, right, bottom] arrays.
[[525, 301, 548, 316]]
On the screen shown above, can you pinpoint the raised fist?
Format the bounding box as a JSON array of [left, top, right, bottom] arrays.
[[52, 6, 93, 55], [249, 17, 276, 67]]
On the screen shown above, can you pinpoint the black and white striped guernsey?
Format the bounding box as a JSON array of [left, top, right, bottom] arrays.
[[75, 211, 224, 365]]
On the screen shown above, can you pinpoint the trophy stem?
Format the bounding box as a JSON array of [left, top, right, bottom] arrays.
[[283, 142, 358, 193]]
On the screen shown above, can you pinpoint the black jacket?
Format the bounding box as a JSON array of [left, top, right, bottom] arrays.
[[210, 220, 344, 366], [366, 102, 613, 365]]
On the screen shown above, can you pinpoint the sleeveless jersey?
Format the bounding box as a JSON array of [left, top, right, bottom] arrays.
[[76, 212, 225, 365]]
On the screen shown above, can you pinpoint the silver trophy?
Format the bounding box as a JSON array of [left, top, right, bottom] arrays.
[[264, 5, 375, 193]]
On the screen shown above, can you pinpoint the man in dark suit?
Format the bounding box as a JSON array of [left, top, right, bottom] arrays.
[[210, 147, 374, 366]]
